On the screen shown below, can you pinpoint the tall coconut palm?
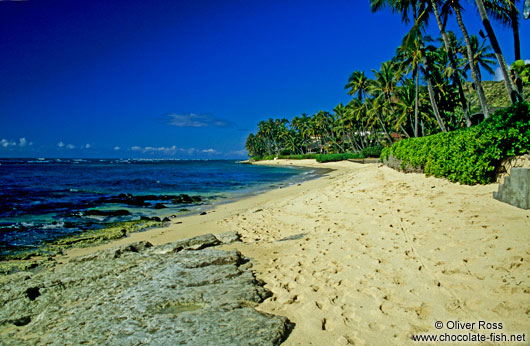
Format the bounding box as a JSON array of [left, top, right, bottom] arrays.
[[396, 37, 423, 136], [422, 43, 448, 132], [395, 78, 417, 136], [484, 0, 523, 93], [345, 70, 371, 101], [484, 0, 522, 60], [465, 34, 496, 81], [427, 0, 483, 122], [475, 0, 521, 102], [372, 0, 448, 132]]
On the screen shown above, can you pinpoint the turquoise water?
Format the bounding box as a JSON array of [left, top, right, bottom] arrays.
[[0, 159, 320, 256]]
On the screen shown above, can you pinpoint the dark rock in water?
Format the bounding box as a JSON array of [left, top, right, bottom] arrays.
[[172, 194, 199, 204], [153, 203, 166, 209], [140, 216, 162, 222], [162, 217, 171, 222], [200, 212, 207, 215], [0, 234, 293, 345], [180, 194, 194, 203], [84, 209, 131, 217]]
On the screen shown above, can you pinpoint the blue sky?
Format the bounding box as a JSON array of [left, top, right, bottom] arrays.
[[1, 0, 528, 159]]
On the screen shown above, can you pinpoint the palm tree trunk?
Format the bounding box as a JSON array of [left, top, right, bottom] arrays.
[[426, 77, 447, 132], [508, 1, 521, 60], [399, 124, 411, 138], [453, 4, 490, 120], [430, 0, 474, 125], [509, 2, 523, 94], [414, 69, 420, 137], [421, 52, 447, 132], [376, 112, 393, 143], [475, 0, 521, 103]]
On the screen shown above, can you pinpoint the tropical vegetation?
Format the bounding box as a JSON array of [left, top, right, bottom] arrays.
[[245, 0, 529, 171], [382, 101, 530, 184]]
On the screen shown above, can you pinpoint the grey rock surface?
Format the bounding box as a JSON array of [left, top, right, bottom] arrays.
[[493, 167, 530, 209], [214, 231, 241, 244], [0, 234, 293, 345]]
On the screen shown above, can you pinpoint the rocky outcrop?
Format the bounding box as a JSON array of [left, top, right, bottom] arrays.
[[83, 209, 131, 217], [101, 193, 203, 207], [0, 233, 293, 345], [493, 167, 530, 209], [496, 154, 530, 183], [382, 155, 424, 174]]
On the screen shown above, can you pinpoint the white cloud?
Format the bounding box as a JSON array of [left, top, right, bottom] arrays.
[[114, 146, 121, 151], [81, 144, 91, 149], [131, 145, 178, 155], [130, 145, 220, 156], [1, 139, 16, 148], [58, 141, 76, 149], [1, 138, 32, 149], [167, 113, 231, 128]]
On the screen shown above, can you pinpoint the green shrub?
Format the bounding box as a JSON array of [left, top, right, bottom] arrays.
[[249, 155, 275, 161], [278, 153, 319, 160], [361, 146, 384, 158], [316, 152, 365, 163], [381, 102, 530, 185]]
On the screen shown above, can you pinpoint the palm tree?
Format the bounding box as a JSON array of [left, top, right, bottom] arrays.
[[395, 78, 417, 136], [422, 43, 448, 132], [372, 0, 448, 132], [345, 70, 371, 101], [474, 0, 521, 102], [426, 0, 483, 122], [484, 0, 523, 93], [465, 34, 496, 81], [395, 38, 423, 136], [291, 114, 312, 153], [484, 0, 522, 60]]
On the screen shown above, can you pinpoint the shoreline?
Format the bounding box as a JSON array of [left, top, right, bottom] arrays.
[[62, 159, 337, 260], [7, 159, 530, 344]]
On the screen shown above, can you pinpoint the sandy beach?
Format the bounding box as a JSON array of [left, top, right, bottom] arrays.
[[64, 159, 530, 345]]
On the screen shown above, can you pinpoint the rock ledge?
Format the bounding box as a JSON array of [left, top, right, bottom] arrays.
[[0, 233, 293, 345]]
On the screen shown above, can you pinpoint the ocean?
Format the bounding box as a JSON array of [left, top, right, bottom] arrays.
[[0, 158, 320, 257]]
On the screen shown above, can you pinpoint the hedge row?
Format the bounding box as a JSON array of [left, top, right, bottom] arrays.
[[250, 146, 383, 163], [381, 102, 530, 185]]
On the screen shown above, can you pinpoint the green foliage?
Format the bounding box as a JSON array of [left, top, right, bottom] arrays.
[[315, 152, 365, 163], [511, 60, 530, 86], [381, 102, 530, 185], [361, 146, 383, 158], [277, 154, 319, 160], [250, 152, 365, 162]]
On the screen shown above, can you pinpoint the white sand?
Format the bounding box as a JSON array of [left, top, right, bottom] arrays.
[[66, 160, 530, 345]]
